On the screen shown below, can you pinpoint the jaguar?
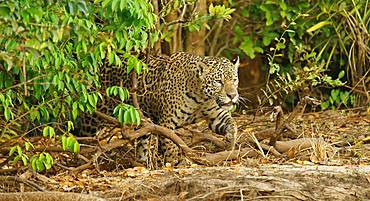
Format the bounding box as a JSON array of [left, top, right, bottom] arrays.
[[81, 52, 240, 166]]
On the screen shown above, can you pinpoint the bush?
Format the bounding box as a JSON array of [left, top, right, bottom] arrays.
[[0, 0, 156, 171], [226, 0, 369, 107]]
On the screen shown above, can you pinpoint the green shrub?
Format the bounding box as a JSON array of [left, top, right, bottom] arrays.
[[0, 0, 157, 171], [229, 0, 369, 108]]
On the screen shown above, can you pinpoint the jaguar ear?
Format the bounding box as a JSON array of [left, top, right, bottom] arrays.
[[232, 56, 240, 68], [196, 61, 210, 77]]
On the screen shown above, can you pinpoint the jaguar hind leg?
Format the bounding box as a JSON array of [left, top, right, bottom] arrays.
[[135, 133, 181, 168], [159, 137, 181, 165], [135, 134, 162, 169]]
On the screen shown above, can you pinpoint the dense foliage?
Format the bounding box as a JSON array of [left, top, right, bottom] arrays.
[[226, 0, 369, 108], [0, 0, 156, 170]]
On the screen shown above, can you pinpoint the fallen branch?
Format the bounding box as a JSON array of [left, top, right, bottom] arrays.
[[274, 138, 323, 153], [178, 128, 226, 149], [0, 168, 18, 175], [198, 148, 259, 165], [259, 143, 282, 157], [0, 176, 45, 191], [95, 110, 194, 154], [131, 124, 194, 153]]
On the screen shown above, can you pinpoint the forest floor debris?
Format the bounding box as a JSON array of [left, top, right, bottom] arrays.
[[0, 108, 369, 200]]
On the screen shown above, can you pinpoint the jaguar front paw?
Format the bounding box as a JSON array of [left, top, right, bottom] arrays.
[[224, 123, 238, 150]]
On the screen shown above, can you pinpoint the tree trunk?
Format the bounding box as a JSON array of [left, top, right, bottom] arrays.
[[165, 9, 183, 54], [152, 0, 162, 54], [185, 0, 206, 56]]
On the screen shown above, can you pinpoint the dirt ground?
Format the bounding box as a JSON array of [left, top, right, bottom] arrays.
[[74, 165, 370, 200], [0, 109, 369, 200]]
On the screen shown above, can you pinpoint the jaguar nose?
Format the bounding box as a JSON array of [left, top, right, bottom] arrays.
[[228, 92, 239, 103]]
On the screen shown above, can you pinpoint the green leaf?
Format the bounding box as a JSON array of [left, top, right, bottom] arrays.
[[13, 155, 21, 164], [102, 0, 111, 8], [123, 110, 131, 124], [72, 102, 78, 120], [113, 105, 119, 116], [21, 155, 28, 166], [127, 56, 137, 73], [73, 141, 80, 154], [240, 36, 255, 59], [62, 135, 67, 151], [28, 7, 43, 22], [321, 101, 330, 110], [259, 4, 274, 26], [112, 0, 119, 11], [39, 153, 45, 161], [67, 121, 74, 132], [340, 91, 349, 106], [276, 42, 286, 51], [58, 80, 64, 91], [31, 158, 37, 171], [134, 61, 142, 74], [338, 70, 345, 79], [36, 159, 45, 172], [279, 1, 287, 10], [92, 93, 98, 105], [209, 4, 215, 14], [45, 153, 53, 166], [44, 160, 52, 170], [99, 43, 106, 59], [79, 103, 85, 112], [108, 51, 115, 65], [25, 142, 30, 151], [269, 63, 280, 74], [254, 46, 264, 53], [9, 146, 17, 156], [17, 146, 22, 156], [118, 87, 127, 101], [25, 141, 34, 151], [129, 107, 137, 125], [40, 107, 50, 122], [42, 126, 55, 138], [88, 94, 95, 108], [117, 107, 124, 123], [82, 41, 87, 53], [114, 54, 122, 67], [0, 6, 11, 18], [130, 107, 141, 125], [20, 11, 30, 23], [331, 89, 340, 100], [119, 0, 127, 10], [350, 95, 356, 106], [67, 136, 75, 151], [49, 127, 55, 138], [262, 32, 278, 46], [113, 87, 118, 96], [43, 126, 49, 137], [106, 87, 112, 97], [329, 96, 334, 104], [306, 21, 332, 33], [4, 107, 12, 121]]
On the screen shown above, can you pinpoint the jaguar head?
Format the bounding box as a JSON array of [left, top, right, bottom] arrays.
[[198, 56, 240, 109]]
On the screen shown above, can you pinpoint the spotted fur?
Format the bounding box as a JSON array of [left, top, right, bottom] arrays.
[[82, 52, 240, 165]]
